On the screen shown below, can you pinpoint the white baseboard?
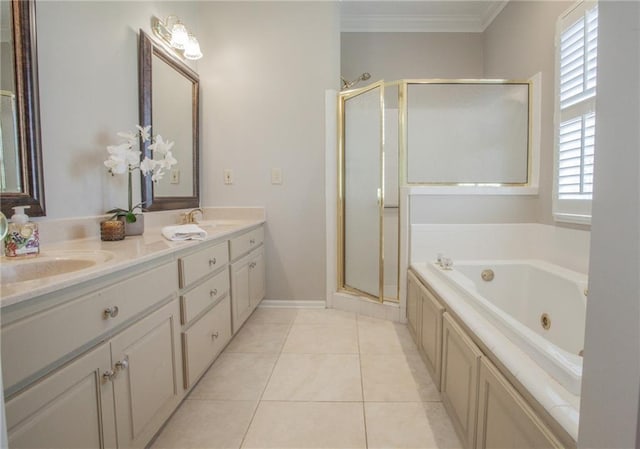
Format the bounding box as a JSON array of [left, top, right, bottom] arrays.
[[259, 299, 327, 309]]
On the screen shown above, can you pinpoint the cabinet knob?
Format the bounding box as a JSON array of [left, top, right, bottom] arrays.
[[211, 332, 219, 340], [103, 370, 116, 382], [210, 289, 218, 297], [103, 306, 119, 319], [115, 359, 129, 371], [249, 239, 255, 245], [209, 258, 217, 267]]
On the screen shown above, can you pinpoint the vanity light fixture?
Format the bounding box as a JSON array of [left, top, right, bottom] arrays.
[[152, 15, 203, 60]]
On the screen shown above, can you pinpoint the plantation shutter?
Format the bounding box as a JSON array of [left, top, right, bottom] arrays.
[[554, 1, 598, 223]]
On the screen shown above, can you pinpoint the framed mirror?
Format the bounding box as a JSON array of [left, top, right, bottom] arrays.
[[0, 0, 45, 217], [139, 30, 199, 211]]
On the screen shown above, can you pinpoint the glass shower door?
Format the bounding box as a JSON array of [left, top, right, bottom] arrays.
[[339, 82, 384, 301]]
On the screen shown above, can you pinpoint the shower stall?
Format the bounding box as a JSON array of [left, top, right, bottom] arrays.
[[337, 79, 532, 304]]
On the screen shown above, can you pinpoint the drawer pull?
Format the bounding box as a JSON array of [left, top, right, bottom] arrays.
[[209, 258, 217, 267], [103, 370, 116, 382], [103, 306, 119, 319], [249, 262, 256, 269], [115, 359, 129, 371], [210, 289, 218, 297], [211, 332, 219, 340]]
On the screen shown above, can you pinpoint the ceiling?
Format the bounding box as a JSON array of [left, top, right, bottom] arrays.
[[340, 1, 509, 33]]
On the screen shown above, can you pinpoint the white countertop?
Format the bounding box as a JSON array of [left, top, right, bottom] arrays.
[[411, 261, 580, 443], [0, 217, 264, 309]]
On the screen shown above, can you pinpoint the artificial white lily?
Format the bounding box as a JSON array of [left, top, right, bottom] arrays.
[[105, 125, 178, 224]]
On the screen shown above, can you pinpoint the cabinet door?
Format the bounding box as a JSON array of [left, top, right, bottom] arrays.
[[476, 358, 563, 449], [110, 299, 183, 449], [406, 272, 422, 342], [419, 284, 445, 389], [183, 296, 232, 389], [249, 246, 265, 309], [5, 343, 116, 449], [231, 255, 251, 333], [441, 313, 482, 449]]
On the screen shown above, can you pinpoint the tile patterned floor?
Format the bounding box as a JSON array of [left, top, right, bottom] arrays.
[[151, 307, 462, 449]]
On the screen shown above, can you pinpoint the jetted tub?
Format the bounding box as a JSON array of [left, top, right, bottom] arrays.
[[426, 259, 587, 395]]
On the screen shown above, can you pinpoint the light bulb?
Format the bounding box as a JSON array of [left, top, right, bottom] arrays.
[[170, 22, 189, 50], [184, 35, 203, 60]]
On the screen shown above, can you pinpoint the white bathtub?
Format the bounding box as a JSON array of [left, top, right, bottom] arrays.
[[425, 259, 587, 395]]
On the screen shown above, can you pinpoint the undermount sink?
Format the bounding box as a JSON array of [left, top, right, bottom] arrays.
[[0, 250, 114, 284]]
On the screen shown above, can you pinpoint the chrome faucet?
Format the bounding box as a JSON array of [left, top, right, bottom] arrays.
[[182, 208, 203, 224]]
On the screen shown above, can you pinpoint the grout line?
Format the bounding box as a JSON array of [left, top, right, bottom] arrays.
[[356, 312, 369, 449], [236, 311, 298, 449]]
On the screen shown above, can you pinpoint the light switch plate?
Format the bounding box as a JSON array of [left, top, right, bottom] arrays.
[[170, 169, 180, 184], [271, 168, 282, 185], [223, 169, 233, 185]]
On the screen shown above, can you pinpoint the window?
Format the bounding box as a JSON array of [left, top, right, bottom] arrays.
[[554, 1, 598, 224]]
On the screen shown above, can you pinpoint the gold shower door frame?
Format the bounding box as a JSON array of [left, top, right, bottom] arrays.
[[337, 80, 391, 303]]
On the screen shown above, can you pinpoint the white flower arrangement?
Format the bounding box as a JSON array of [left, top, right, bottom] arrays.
[[104, 125, 178, 222]]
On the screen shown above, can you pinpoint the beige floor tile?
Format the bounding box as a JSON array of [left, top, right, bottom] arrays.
[[241, 401, 366, 449], [262, 353, 362, 401], [294, 308, 357, 328], [282, 324, 359, 354], [365, 402, 462, 449], [190, 353, 278, 400], [358, 317, 419, 355], [225, 323, 290, 353], [151, 400, 257, 449], [247, 307, 298, 324], [361, 353, 440, 402]]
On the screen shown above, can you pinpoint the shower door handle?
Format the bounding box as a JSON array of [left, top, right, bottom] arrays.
[[377, 188, 382, 207]]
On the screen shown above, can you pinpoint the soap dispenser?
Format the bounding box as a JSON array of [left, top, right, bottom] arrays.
[[4, 206, 40, 257]]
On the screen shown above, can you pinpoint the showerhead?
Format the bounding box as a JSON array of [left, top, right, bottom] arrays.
[[341, 72, 372, 90]]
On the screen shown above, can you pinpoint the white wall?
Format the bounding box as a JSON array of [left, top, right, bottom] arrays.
[[35, 1, 200, 219], [578, 2, 640, 447], [341, 32, 484, 82], [197, 2, 340, 301], [483, 0, 572, 226]]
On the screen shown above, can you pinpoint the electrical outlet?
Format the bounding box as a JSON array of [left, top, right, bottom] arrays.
[[170, 169, 180, 184], [223, 169, 233, 185], [271, 168, 282, 185]]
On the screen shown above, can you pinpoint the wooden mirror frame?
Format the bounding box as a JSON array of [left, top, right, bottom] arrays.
[[138, 30, 199, 211], [1, 0, 46, 217]]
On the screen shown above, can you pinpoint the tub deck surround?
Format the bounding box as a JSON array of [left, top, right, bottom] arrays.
[[411, 261, 581, 443], [438, 260, 587, 395], [0, 207, 265, 308]]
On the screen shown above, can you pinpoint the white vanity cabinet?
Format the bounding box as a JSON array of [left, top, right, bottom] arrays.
[[178, 240, 232, 389], [5, 343, 117, 449], [2, 260, 183, 449], [230, 225, 265, 333]]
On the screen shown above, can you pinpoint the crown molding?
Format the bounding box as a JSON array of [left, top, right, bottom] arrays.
[[341, 1, 510, 33]]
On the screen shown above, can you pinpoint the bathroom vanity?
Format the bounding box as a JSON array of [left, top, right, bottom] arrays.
[[0, 216, 265, 448]]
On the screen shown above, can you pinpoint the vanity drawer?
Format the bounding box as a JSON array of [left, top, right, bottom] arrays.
[[1, 262, 178, 392], [229, 226, 264, 261], [179, 241, 229, 288], [182, 296, 231, 389], [181, 268, 230, 325]]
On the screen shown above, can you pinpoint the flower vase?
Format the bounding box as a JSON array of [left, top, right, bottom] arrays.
[[119, 214, 144, 236]]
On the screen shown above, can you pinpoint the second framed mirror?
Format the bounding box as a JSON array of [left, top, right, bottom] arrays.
[[138, 30, 199, 211]]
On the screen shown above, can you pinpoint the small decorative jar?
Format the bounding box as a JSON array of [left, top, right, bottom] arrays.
[[100, 220, 125, 241]]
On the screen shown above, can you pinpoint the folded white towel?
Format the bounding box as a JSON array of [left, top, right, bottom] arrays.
[[162, 224, 207, 241]]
